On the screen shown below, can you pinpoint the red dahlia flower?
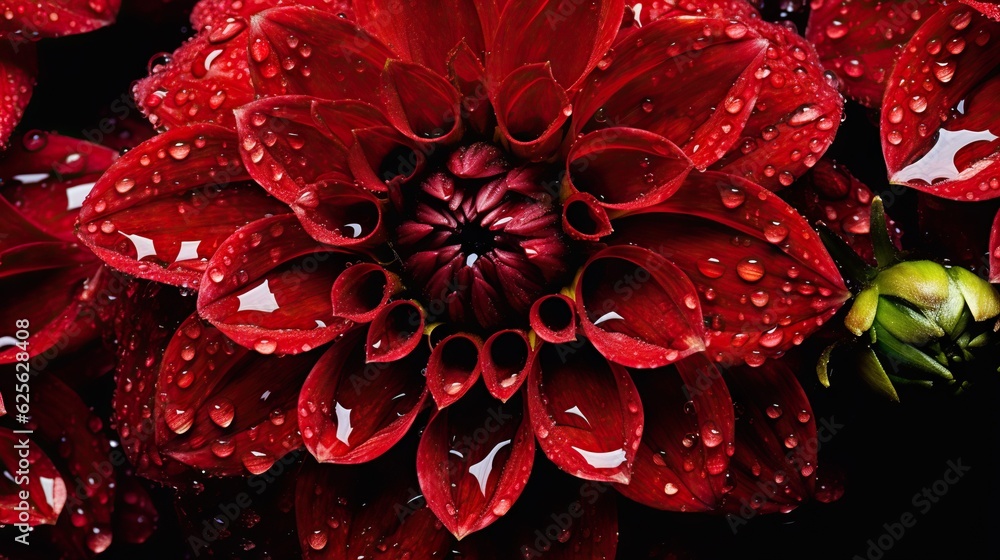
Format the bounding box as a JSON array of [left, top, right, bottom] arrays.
[[70, 0, 851, 552]]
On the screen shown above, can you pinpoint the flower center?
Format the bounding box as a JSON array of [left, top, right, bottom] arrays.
[[396, 143, 572, 329]]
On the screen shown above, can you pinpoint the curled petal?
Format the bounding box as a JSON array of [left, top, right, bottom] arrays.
[[488, 0, 625, 90], [293, 182, 386, 248], [562, 192, 613, 241], [427, 333, 482, 408], [572, 16, 768, 170], [366, 299, 425, 362], [576, 245, 706, 369], [417, 388, 535, 539], [354, 0, 497, 75], [479, 329, 532, 401], [349, 125, 425, 193], [613, 172, 850, 367], [616, 354, 735, 511], [78, 124, 287, 288], [133, 23, 254, 130], [527, 341, 643, 484], [155, 313, 315, 475], [330, 263, 401, 322], [529, 293, 577, 343], [295, 455, 453, 559], [567, 128, 693, 210], [248, 6, 395, 99], [881, 5, 1000, 200], [235, 95, 356, 197], [0, 42, 35, 148], [494, 63, 571, 161], [381, 59, 463, 143], [448, 41, 492, 134], [0, 0, 120, 39], [0, 428, 65, 525], [196, 215, 354, 355], [299, 328, 427, 463]]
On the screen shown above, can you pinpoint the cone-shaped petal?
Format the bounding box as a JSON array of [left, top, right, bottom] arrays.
[[417, 387, 535, 539], [527, 341, 643, 484]]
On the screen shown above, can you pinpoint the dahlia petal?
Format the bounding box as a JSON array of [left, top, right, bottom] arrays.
[[881, 5, 1000, 200], [572, 16, 768, 170], [353, 0, 497, 75], [488, 0, 625, 90], [330, 263, 401, 322], [155, 313, 314, 475], [991, 208, 1000, 282], [806, 0, 940, 106], [417, 388, 535, 539], [0, 131, 118, 241], [295, 457, 453, 559], [0, 0, 120, 39], [234, 95, 355, 198], [133, 23, 254, 130], [494, 63, 571, 161], [783, 159, 903, 265], [298, 327, 427, 463], [365, 299, 425, 362], [381, 59, 463, 143], [479, 329, 532, 401], [714, 21, 844, 190], [427, 333, 482, 408], [448, 41, 492, 134], [529, 294, 578, 344], [449, 142, 509, 179], [112, 280, 195, 482], [294, 182, 386, 248], [0, 428, 65, 525], [451, 466, 619, 559], [79, 124, 288, 288], [613, 172, 850, 367], [14, 373, 116, 554], [615, 354, 735, 511], [561, 191, 614, 241], [0, 262, 107, 365], [720, 358, 820, 514], [0, 41, 35, 148], [349, 125, 425, 193], [527, 341, 643, 484], [566, 127, 694, 210], [112, 477, 159, 545], [192, 0, 354, 30], [248, 6, 394, 100], [576, 245, 706, 369], [964, 0, 1000, 21], [196, 215, 354, 355]]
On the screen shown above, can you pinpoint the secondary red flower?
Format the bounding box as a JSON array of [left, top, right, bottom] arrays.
[[0, 132, 119, 366], [85, 0, 850, 551], [0, 1, 123, 146]]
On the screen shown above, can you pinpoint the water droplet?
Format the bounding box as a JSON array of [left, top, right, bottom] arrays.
[[115, 177, 135, 194], [736, 258, 765, 282], [697, 258, 726, 278]]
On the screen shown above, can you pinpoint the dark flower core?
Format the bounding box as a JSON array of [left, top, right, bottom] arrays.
[[396, 142, 572, 329]]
